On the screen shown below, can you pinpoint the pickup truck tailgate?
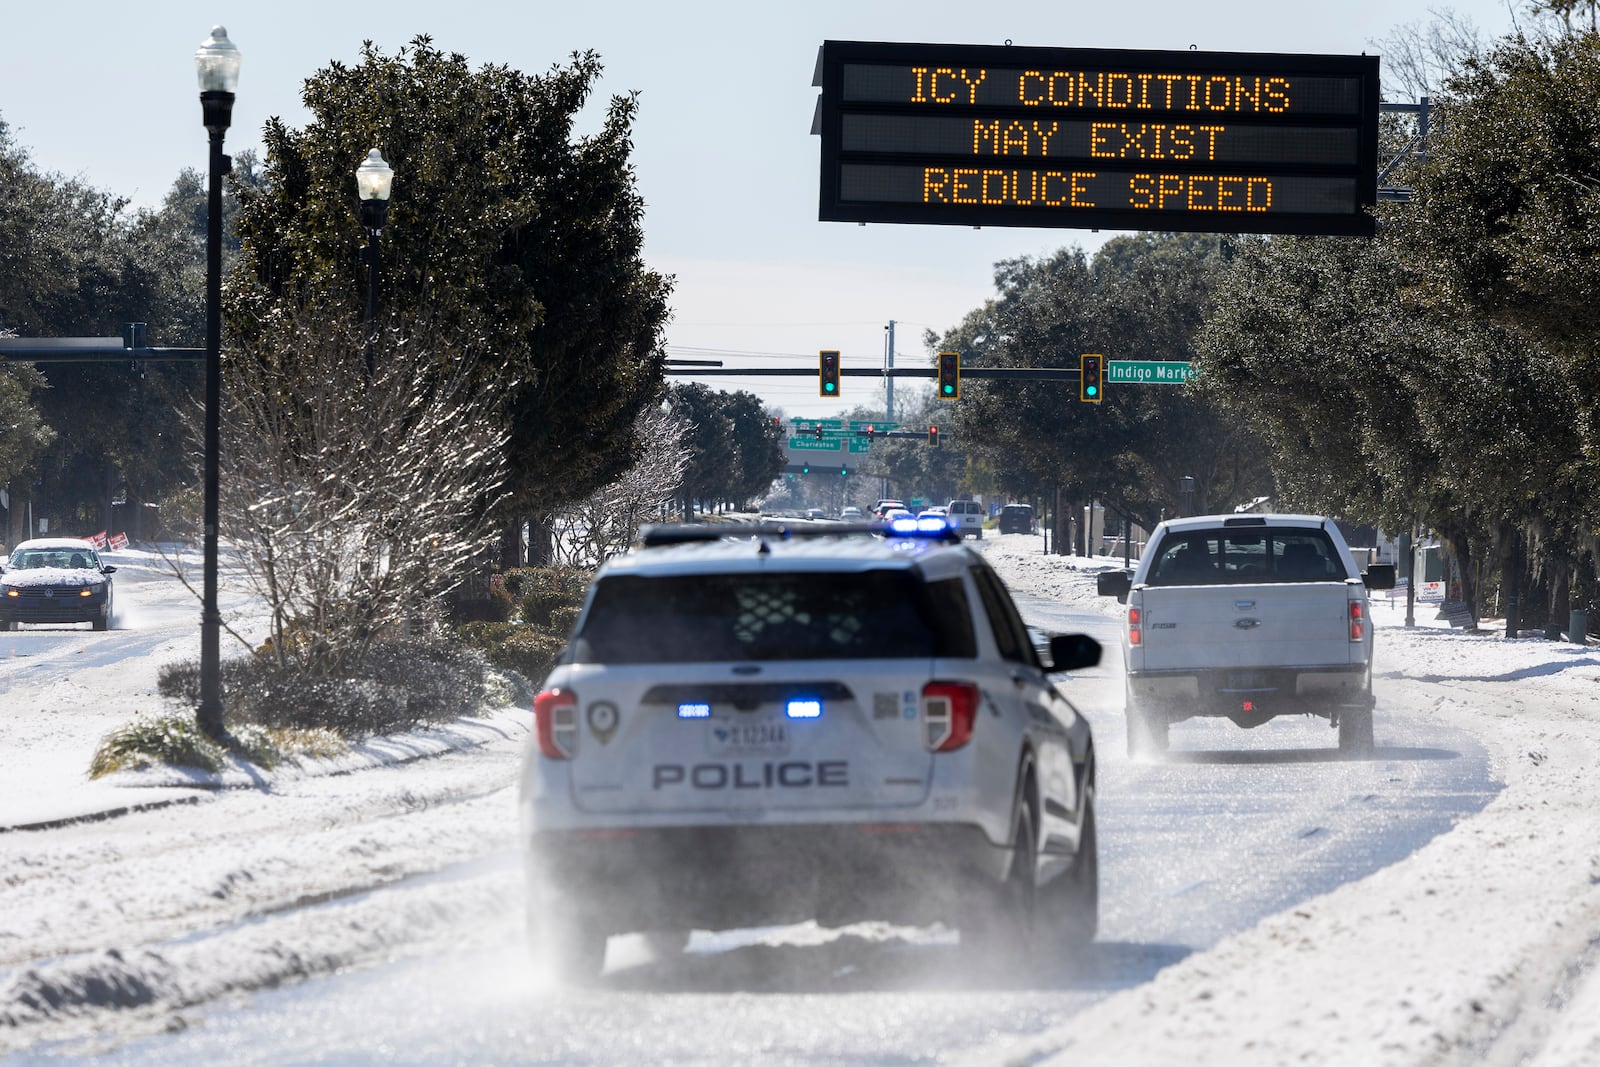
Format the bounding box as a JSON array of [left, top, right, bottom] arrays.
[[1135, 584, 1356, 670]]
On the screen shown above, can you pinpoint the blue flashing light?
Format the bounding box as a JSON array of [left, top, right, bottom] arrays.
[[917, 516, 951, 534], [889, 517, 921, 535], [786, 699, 823, 719], [677, 702, 712, 719]]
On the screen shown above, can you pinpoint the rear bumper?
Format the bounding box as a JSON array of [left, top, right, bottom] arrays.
[[1129, 663, 1370, 719], [527, 822, 1008, 933]]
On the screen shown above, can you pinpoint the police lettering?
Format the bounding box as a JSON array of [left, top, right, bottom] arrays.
[[652, 761, 850, 789]]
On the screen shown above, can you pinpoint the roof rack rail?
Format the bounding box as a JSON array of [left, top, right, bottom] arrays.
[[638, 519, 961, 548]]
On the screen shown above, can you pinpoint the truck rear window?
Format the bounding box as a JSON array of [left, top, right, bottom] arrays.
[[570, 571, 977, 663], [1146, 529, 1344, 586]]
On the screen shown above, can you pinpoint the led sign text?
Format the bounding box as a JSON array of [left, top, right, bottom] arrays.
[[816, 42, 1380, 236]]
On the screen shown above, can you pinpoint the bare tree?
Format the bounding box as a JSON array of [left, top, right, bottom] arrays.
[[550, 402, 690, 568], [215, 312, 508, 673], [1372, 8, 1487, 100]]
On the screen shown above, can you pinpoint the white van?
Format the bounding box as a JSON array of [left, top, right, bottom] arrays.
[[945, 499, 985, 539]]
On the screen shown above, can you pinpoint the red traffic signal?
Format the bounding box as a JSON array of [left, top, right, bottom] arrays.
[[928, 425, 940, 446]]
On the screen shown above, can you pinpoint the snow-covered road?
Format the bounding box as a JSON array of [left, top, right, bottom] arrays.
[[2, 536, 1598, 1065]]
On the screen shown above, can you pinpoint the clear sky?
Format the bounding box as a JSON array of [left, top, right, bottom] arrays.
[[1, 1, 1523, 419]]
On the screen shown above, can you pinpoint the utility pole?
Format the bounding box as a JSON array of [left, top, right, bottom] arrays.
[[884, 320, 895, 422]]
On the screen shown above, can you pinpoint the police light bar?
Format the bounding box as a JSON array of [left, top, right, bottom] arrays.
[[639, 521, 962, 546]]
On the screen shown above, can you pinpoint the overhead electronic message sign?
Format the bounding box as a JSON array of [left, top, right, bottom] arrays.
[[813, 41, 1380, 236]]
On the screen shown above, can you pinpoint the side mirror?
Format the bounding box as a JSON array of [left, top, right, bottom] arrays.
[[1047, 632, 1102, 673], [1096, 570, 1132, 602], [101, 565, 118, 575], [1363, 563, 1396, 591]]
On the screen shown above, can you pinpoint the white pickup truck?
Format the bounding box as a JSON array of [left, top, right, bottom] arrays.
[[1096, 514, 1396, 757]]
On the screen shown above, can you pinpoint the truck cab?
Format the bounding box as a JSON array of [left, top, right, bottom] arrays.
[[1096, 514, 1395, 757]]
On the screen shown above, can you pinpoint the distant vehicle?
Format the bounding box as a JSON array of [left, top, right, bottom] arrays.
[[0, 538, 117, 631], [806, 508, 827, 520], [998, 504, 1036, 535], [946, 499, 985, 539], [520, 521, 1103, 980], [840, 506, 863, 520], [872, 499, 906, 518], [882, 507, 914, 522], [1096, 514, 1396, 757], [919, 505, 948, 519]]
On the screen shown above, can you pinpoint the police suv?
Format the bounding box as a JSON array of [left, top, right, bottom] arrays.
[[520, 518, 1102, 979]]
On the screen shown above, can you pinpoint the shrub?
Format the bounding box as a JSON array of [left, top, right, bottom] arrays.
[[89, 714, 350, 779], [155, 635, 492, 738], [453, 621, 567, 682]]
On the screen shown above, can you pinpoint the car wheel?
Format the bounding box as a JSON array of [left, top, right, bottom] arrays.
[[92, 613, 109, 632], [526, 896, 608, 984], [1338, 699, 1375, 756], [965, 790, 1037, 957], [1042, 796, 1098, 950], [1125, 685, 1169, 758], [0, 619, 13, 632]]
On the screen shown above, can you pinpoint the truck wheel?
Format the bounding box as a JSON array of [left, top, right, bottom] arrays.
[[1125, 686, 1169, 758], [1338, 700, 1375, 756]]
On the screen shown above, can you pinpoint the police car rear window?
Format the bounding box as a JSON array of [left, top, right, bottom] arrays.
[[571, 571, 976, 663]]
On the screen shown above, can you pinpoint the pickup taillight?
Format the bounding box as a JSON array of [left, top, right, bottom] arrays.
[[1349, 600, 1365, 642], [1128, 605, 1143, 646]]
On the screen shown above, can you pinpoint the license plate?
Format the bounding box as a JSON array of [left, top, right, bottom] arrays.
[[1225, 670, 1270, 689], [707, 718, 790, 756]]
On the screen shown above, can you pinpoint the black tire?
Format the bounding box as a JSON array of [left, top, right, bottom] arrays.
[[0, 619, 13, 632], [965, 798, 1037, 957], [92, 614, 108, 632], [1044, 797, 1099, 950], [1125, 686, 1169, 758], [526, 897, 608, 984], [1338, 699, 1375, 756]]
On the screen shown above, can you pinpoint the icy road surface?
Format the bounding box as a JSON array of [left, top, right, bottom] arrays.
[[0, 542, 1501, 1065]]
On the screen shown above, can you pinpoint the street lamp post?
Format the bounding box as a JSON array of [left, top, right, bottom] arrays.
[[195, 26, 240, 742], [356, 148, 394, 381]]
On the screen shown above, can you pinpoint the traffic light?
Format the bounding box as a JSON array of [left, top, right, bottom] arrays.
[[840, 466, 849, 477], [813, 423, 823, 440], [819, 350, 841, 397], [866, 424, 875, 442], [1080, 353, 1104, 403], [928, 425, 940, 447], [936, 352, 961, 400], [802, 462, 810, 474]]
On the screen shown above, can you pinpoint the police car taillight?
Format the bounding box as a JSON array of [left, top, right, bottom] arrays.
[[921, 681, 979, 752], [1349, 600, 1365, 642], [533, 688, 579, 760]]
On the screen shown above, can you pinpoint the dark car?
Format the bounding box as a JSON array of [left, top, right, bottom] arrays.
[[0, 538, 117, 631], [998, 504, 1036, 535]]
